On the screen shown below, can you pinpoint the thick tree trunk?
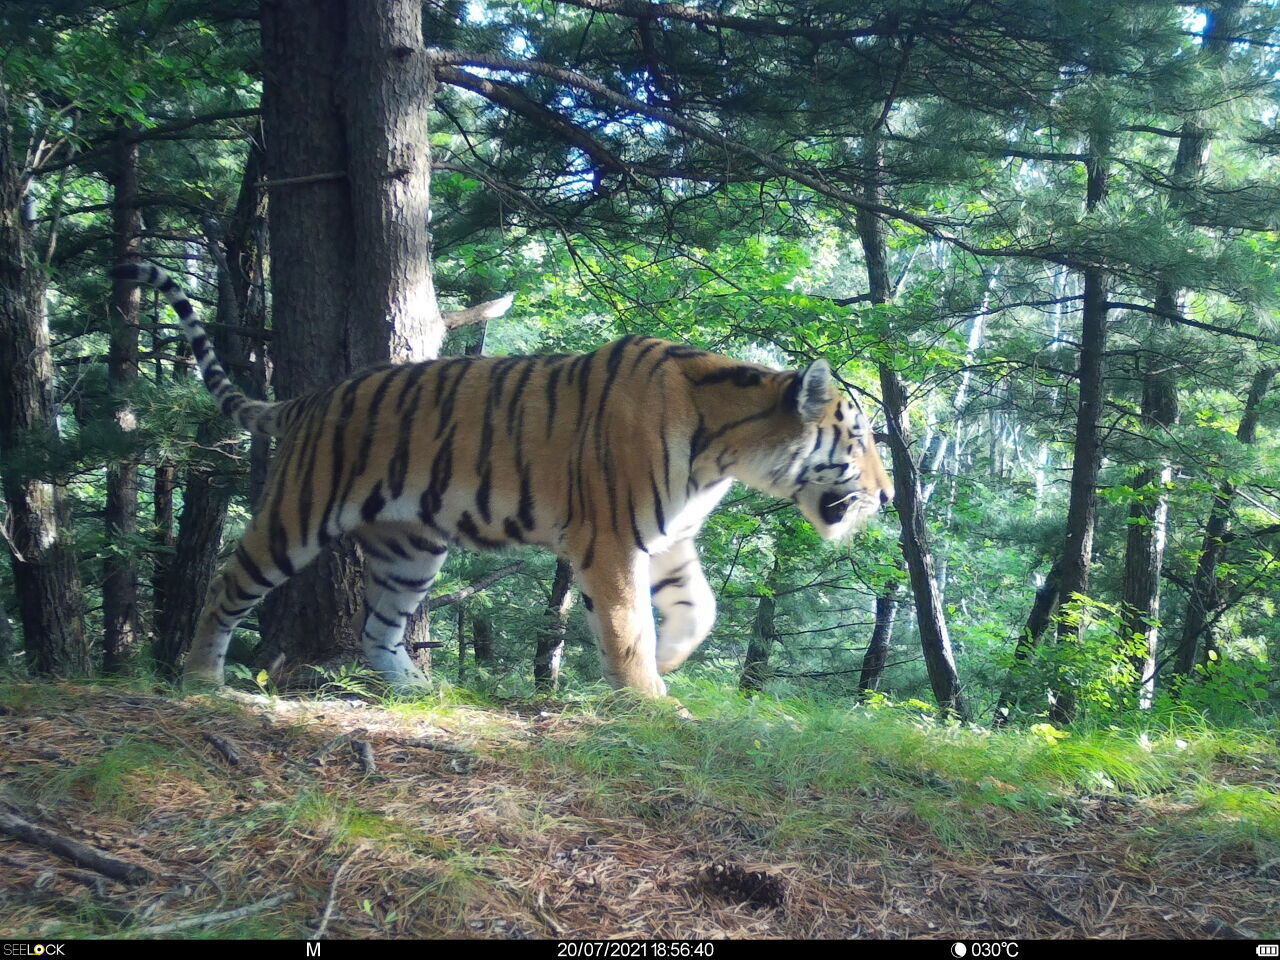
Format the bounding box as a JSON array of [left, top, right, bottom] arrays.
[[0, 83, 88, 675], [341, 0, 444, 664], [257, 0, 364, 673], [258, 0, 444, 679], [338, 1, 442, 363], [856, 134, 968, 719], [740, 592, 776, 693], [103, 128, 142, 672], [535, 558, 574, 691], [1177, 366, 1276, 676], [858, 584, 899, 695]]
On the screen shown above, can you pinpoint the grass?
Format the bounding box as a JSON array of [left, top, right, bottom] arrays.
[[2, 675, 1277, 938], [14, 738, 212, 818], [520, 676, 1280, 857]]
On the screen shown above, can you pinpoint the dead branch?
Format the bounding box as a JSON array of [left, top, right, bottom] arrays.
[[0, 811, 151, 885], [132, 892, 294, 936]]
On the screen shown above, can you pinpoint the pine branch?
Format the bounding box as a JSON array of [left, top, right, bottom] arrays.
[[427, 562, 524, 610], [1109, 301, 1280, 346]]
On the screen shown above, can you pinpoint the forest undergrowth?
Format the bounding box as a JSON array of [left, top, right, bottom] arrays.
[[1, 677, 1277, 939]]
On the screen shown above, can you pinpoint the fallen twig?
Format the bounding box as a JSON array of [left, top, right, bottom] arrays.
[[0, 811, 151, 885], [134, 892, 294, 936], [312, 845, 367, 939], [388, 735, 472, 756]]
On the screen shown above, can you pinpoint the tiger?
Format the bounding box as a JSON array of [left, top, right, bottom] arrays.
[[112, 263, 894, 697]]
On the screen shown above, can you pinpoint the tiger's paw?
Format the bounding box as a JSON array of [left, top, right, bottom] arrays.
[[384, 669, 434, 697]]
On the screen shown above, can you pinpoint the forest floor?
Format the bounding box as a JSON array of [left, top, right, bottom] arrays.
[[1, 679, 1277, 940]]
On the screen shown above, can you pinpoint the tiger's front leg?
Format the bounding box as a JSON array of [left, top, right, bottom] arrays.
[[576, 550, 666, 697], [650, 539, 717, 675]]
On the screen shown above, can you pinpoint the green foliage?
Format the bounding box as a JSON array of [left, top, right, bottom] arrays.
[[527, 680, 1280, 854], [4, 0, 1280, 727]]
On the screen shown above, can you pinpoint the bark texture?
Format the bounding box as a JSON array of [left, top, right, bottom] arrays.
[[858, 584, 899, 695], [535, 559, 575, 691], [257, 0, 445, 678], [256, 0, 365, 672], [103, 128, 142, 672], [338, 0, 442, 363], [739, 592, 777, 692], [1046, 135, 1110, 725], [151, 461, 176, 621], [152, 419, 236, 675], [0, 83, 88, 674]]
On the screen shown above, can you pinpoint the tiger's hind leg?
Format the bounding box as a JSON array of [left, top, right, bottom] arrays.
[[357, 526, 449, 684], [184, 518, 322, 687], [650, 539, 717, 675], [575, 549, 666, 698]]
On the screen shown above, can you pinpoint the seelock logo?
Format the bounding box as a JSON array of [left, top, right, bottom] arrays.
[[4, 946, 66, 956]]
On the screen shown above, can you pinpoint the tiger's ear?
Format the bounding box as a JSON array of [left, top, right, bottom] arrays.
[[788, 360, 833, 422]]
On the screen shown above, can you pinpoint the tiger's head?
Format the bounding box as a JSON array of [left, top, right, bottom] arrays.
[[739, 361, 895, 540]]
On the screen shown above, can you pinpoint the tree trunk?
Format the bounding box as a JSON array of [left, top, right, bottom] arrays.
[[0, 82, 88, 675], [337, 1, 442, 363], [151, 461, 176, 615], [221, 133, 271, 509], [535, 558, 574, 692], [153, 418, 236, 676], [152, 139, 268, 677], [1119, 2, 1238, 706], [858, 583, 899, 695], [856, 134, 968, 719], [103, 128, 142, 672], [256, 0, 364, 674], [455, 604, 466, 682], [994, 558, 1062, 724], [740, 592, 776, 693], [258, 0, 443, 679], [1119, 407, 1173, 707], [1176, 366, 1276, 676], [472, 614, 493, 664], [1046, 136, 1111, 725], [878, 366, 970, 719]]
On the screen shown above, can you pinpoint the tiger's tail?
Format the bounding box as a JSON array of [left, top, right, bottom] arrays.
[[110, 263, 283, 437]]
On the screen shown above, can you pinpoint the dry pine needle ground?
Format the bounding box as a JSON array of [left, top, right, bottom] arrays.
[[0, 682, 1276, 939]]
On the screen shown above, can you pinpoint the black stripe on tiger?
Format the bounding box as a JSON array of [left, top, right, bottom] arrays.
[[110, 263, 283, 437]]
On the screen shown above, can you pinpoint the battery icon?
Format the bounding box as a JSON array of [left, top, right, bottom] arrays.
[[1257, 947, 1278, 956]]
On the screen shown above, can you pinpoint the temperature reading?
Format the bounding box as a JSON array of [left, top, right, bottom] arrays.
[[958, 944, 1019, 959]]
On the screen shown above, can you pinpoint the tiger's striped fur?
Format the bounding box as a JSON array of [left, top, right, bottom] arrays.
[[113, 263, 893, 696]]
